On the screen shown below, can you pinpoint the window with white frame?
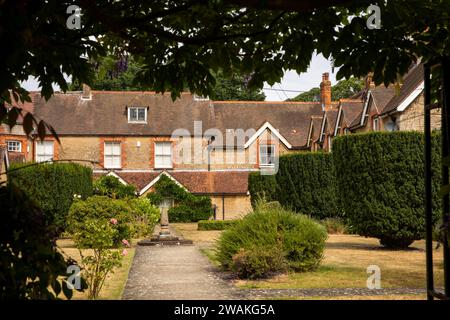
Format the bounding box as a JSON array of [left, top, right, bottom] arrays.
[[259, 144, 275, 167], [104, 142, 121, 169], [373, 117, 379, 131], [127, 106, 147, 123], [36, 141, 53, 162], [155, 142, 172, 168], [7, 140, 21, 152]]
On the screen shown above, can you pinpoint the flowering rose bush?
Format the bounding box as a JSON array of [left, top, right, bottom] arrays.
[[70, 217, 131, 299]]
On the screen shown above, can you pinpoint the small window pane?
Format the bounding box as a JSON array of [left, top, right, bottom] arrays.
[[104, 142, 121, 168], [128, 107, 146, 122], [36, 141, 53, 163], [7, 141, 21, 152], [155, 142, 172, 168]]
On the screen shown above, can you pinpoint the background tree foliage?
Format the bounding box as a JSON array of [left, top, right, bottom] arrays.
[[69, 56, 265, 100], [2, 0, 449, 137], [289, 77, 364, 102]]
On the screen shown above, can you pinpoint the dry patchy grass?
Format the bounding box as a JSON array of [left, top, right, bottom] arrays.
[[57, 239, 136, 300], [171, 223, 222, 247], [173, 224, 445, 292]]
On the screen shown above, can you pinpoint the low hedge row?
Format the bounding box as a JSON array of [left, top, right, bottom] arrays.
[[197, 219, 238, 230]]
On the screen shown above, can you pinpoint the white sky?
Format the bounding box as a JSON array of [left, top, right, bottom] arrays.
[[21, 54, 337, 102]]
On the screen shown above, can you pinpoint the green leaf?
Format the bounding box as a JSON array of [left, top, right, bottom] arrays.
[[7, 107, 20, 129], [62, 281, 74, 300], [23, 113, 34, 136], [443, 155, 450, 167], [37, 120, 46, 140], [440, 185, 450, 197]]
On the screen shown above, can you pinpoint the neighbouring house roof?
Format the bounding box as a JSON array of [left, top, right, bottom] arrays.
[[348, 85, 397, 130], [307, 116, 323, 146], [380, 63, 424, 116], [98, 170, 250, 196], [334, 99, 365, 135], [322, 108, 339, 136], [32, 92, 324, 149]]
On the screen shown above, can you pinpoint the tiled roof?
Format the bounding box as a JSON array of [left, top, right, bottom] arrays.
[[339, 100, 364, 128], [103, 170, 249, 195], [32, 92, 323, 149], [380, 63, 424, 115]]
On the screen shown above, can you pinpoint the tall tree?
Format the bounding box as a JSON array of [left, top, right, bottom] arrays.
[[1, 0, 450, 137], [290, 77, 364, 102], [208, 71, 265, 101]]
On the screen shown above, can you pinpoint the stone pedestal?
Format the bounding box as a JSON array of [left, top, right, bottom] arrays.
[[138, 205, 193, 246]]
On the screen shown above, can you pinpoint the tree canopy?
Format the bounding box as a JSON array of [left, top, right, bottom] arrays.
[[69, 55, 265, 100], [289, 77, 364, 102], [1, 0, 450, 137]]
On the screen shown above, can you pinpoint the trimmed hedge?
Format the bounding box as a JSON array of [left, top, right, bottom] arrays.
[[249, 152, 340, 219], [333, 131, 441, 248], [248, 173, 278, 207], [197, 219, 238, 230], [8, 163, 93, 231]]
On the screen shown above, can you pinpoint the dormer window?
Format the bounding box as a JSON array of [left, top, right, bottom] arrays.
[[128, 106, 147, 123]]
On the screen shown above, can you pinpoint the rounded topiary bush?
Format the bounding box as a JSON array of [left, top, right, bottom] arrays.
[[216, 204, 327, 278], [333, 132, 442, 249]]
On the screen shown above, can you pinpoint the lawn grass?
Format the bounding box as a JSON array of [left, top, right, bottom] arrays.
[[57, 238, 136, 300], [173, 223, 445, 293]]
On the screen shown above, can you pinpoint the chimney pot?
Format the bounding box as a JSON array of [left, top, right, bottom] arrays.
[[320, 72, 332, 111]]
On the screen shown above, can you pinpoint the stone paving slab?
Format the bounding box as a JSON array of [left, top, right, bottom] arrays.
[[122, 245, 237, 300]]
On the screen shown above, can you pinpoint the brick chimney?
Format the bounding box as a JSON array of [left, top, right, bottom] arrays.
[[364, 73, 375, 89], [81, 84, 91, 100], [320, 72, 332, 110]]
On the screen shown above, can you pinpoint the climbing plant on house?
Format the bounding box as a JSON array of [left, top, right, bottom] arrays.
[[146, 174, 213, 222]]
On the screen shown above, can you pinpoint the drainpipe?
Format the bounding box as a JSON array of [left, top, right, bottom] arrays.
[[222, 194, 225, 220], [207, 136, 215, 171]]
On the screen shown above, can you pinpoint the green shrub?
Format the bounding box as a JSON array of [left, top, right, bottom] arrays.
[[320, 218, 347, 234], [248, 152, 340, 219], [93, 175, 137, 199], [127, 198, 160, 237], [333, 131, 442, 248], [231, 245, 287, 279], [168, 196, 213, 222], [8, 162, 93, 231], [216, 203, 327, 278], [148, 174, 213, 222], [67, 196, 134, 246], [198, 219, 238, 230]]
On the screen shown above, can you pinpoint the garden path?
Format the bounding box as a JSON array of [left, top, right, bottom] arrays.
[[122, 244, 237, 300]]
